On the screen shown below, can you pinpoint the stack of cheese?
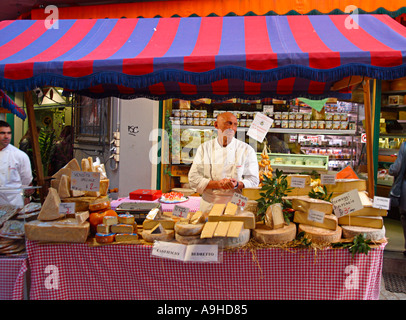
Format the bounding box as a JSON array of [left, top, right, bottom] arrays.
[[51, 157, 110, 212], [201, 202, 254, 248], [141, 218, 175, 243], [174, 211, 206, 244], [95, 213, 138, 244], [253, 203, 296, 244], [24, 187, 90, 243], [337, 191, 387, 241], [285, 174, 314, 196], [292, 196, 342, 244]]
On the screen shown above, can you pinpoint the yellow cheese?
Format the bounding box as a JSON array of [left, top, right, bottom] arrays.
[[103, 215, 118, 226], [338, 215, 383, 229], [245, 200, 258, 214], [227, 221, 244, 238], [58, 174, 71, 199], [37, 187, 63, 221], [242, 188, 261, 200], [293, 210, 338, 230], [50, 179, 60, 191], [75, 211, 89, 224], [265, 203, 284, 229], [111, 223, 134, 234], [290, 196, 333, 215], [52, 167, 71, 180], [115, 233, 138, 242], [190, 211, 205, 224], [65, 158, 81, 171], [214, 221, 231, 237], [209, 203, 226, 216], [142, 219, 175, 230], [208, 210, 256, 229], [345, 191, 387, 217], [174, 221, 204, 236], [286, 186, 314, 196], [99, 179, 109, 196], [224, 202, 238, 216], [326, 179, 366, 193], [81, 159, 91, 172], [97, 224, 110, 234], [88, 157, 95, 172], [200, 221, 218, 238]]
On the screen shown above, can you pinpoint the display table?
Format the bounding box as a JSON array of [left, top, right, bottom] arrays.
[[23, 240, 385, 300], [0, 255, 28, 300], [110, 196, 201, 212]]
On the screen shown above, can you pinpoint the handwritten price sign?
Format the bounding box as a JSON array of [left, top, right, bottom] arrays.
[[231, 193, 248, 209], [172, 205, 189, 219], [71, 171, 100, 192], [331, 189, 363, 218]]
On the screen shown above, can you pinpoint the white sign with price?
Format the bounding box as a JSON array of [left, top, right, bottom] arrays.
[[290, 177, 306, 188], [59, 202, 75, 215], [373, 196, 390, 210], [331, 189, 364, 218], [231, 193, 248, 209], [71, 171, 100, 192], [172, 205, 189, 218]]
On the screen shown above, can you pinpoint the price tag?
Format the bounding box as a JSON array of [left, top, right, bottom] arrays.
[[321, 174, 336, 185], [231, 193, 248, 209], [59, 202, 75, 215], [184, 244, 219, 262], [152, 241, 186, 261], [290, 177, 306, 188], [331, 189, 364, 218], [247, 112, 274, 143], [373, 196, 390, 210], [71, 171, 100, 191], [172, 205, 189, 219], [307, 209, 325, 223]]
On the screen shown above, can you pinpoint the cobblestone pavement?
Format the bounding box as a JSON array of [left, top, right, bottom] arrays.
[[380, 278, 406, 300]]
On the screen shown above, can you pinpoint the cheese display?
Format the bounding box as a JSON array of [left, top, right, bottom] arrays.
[[338, 215, 384, 229], [253, 223, 296, 244], [342, 225, 386, 241], [290, 196, 333, 215], [293, 211, 338, 231], [298, 224, 342, 244], [37, 187, 63, 221]]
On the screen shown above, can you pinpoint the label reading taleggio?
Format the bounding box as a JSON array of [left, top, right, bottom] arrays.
[[172, 205, 189, 219], [331, 189, 364, 218], [71, 171, 100, 191], [307, 209, 325, 224], [373, 196, 390, 210], [152, 241, 186, 261], [230, 192, 248, 209], [184, 244, 219, 262], [321, 174, 336, 185], [290, 177, 306, 188]]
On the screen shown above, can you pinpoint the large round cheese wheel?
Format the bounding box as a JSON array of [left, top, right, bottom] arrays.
[[174, 221, 204, 236], [253, 223, 296, 244], [222, 228, 251, 249], [141, 229, 175, 243], [175, 233, 207, 245], [342, 225, 386, 241], [298, 224, 342, 244]]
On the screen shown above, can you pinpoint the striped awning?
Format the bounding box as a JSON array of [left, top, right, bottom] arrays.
[[0, 14, 405, 100], [0, 90, 26, 119]]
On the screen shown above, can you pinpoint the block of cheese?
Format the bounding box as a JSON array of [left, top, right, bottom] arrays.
[[25, 218, 90, 243], [190, 211, 205, 224], [58, 174, 71, 199], [287, 174, 311, 186], [214, 221, 231, 237], [115, 233, 138, 242], [174, 221, 204, 236], [209, 203, 226, 216], [265, 203, 284, 229], [200, 221, 218, 238], [89, 200, 110, 212], [103, 216, 118, 226], [50, 179, 60, 191], [88, 157, 95, 172], [95, 232, 115, 244], [242, 188, 261, 200], [118, 213, 135, 225], [81, 158, 91, 172], [286, 186, 314, 196], [97, 224, 110, 234], [75, 211, 89, 224], [245, 200, 258, 214], [99, 179, 109, 196], [293, 210, 338, 231], [52, 167, 72, 180], [290, 196, 333, 215], [141, 229, 174, 242], [346, 192, 387, 217], [111, 223, 134, 234], [143, 219, 175, 230], [227, 221, 244, 238], [253, 223, 296, 245], [342, 225, 386, 241], [150, 223, 166, 234], [224, 202, 238, 216], [62, 196, 109, 212], [326, 179, 366, 193], [38, 187, 63, 221], [298, 224, 342, 244], [71, 188, 85, 197], [208, 210, 256, 229], [65, 158, 81, 172], [85, 191, 100, 197], [338, 215, 383, 229]]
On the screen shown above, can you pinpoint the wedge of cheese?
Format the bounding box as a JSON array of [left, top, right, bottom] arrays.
[[290, 196, 333, 215], [37, 187, 63, 221], [344, 191, 388, 217], [190, 211, 205, 225], [213, 221, 231, 237], [51, 158, 80, 180], [338, 215, 383, 229], [75, 211, 89, 224], [326, 179, 366, 194], [227, 221, 244, 238], [224, 202, 238, 216], [293, 210, 338, 230], [208, 210, 256, 229], [99, 179, 109, 196], [58, 174, 71, 199], [209, 203, 226, 216], [265, 203, 284, 229], [81, 158, 91, 172], [200, 221, 218, 238], [142, 219, 175, 230]]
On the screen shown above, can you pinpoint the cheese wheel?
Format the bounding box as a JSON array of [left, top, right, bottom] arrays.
[[222, 228, 251, 249], [342, 225, 386, 241], [175, 221, 204, 236], [253, 223, 296, 244], [95, 233, 115, 243], [89, 201, 110, 212], [141, 229, 175, 243], [298, 224, 342, 244], [175, 233, 207, 245], [118, 213, 135, 225]]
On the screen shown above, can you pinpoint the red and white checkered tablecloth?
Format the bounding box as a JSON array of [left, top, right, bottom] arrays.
[[24, 240, 385, 300], [0, 255, 28, 300], [110, 196, 201, 212]]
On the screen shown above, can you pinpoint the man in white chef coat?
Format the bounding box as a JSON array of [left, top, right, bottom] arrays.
[[0, 120, 33, 207], [188, 112, 259, 214]]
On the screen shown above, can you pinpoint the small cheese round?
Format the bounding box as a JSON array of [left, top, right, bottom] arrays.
[[95, 233, 115, 243], [342, 225, 386, 241], [141, 229, 175, 243], [253, 223, 296, 244], [222, 228, 251, 249], [89, 201, 110, 212], [174, 221, 204, 236], [298, 224, 342, 244]]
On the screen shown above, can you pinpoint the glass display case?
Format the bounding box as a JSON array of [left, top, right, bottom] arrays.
[[258, 153, 329, 172]]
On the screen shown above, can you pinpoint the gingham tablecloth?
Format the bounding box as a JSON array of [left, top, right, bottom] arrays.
[[110, 196, 201, 212], [0, 255, 28, 300], [25, 240, 385, 300]]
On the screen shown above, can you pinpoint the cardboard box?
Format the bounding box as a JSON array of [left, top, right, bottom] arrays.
[[129, 189, 162, 201]]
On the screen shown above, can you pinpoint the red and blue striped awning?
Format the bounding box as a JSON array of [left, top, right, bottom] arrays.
[[0, 14, 405, 100], [0, 90, 26, 119]]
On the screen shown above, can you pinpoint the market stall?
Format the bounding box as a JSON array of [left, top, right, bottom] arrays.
[[0, 14, 406, 300]]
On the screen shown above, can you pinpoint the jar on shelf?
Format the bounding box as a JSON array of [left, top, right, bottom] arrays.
[[173, 109, 181, 117]]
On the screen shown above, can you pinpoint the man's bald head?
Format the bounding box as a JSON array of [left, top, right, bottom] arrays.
[[214, 112, 238, 146]]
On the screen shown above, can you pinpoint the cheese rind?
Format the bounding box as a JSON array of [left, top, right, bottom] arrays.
[[97, 224, 110, 234], [174, 221, 204, 236], [342, 225, 386, 241], [293, 210, 338, 230], [326, 179, 366, 193], [338, 215, 383, 229], [38, 187, 63, 221], [290, 196, 333, 215], [115, 233, 138, 242], [253, 223, 296, 244], [141, 229, 174, 242], [111, 223, 134, 234], [298, 224, 342, 244]]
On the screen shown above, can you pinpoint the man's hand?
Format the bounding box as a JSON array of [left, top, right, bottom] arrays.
[[218, 178, 236, 189]]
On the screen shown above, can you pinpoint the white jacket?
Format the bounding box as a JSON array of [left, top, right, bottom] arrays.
[[188, 137, 259, 212], [0, 144, 33, 207]]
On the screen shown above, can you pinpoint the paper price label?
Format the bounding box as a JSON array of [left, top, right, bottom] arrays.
[[231, 193, 248, 209], [184, 244, 219, 262], [290, 177, 306, 188], [172, 205, 189, 219], [321, 174, 336, 185], [247, 113, 274, 143], [307, 209, 325, 223], [71, 171, 100, 191], [59, 202, 75, 215], [331, 189, 364, 218], [373, 196, 390, 210], [152, 241, 186, 261]]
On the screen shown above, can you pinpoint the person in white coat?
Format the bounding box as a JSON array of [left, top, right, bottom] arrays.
[[0, 120, 33, 207], [188, 112, 259, 215]]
